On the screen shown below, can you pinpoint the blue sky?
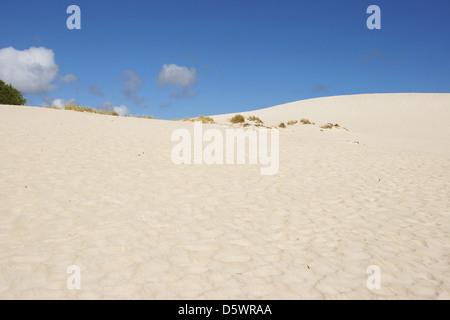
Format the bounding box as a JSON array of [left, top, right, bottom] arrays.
[[0, 0, 449, 118]]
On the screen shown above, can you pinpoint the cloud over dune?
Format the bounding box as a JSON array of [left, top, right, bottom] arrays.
[[99, 101, 130, 116], [0, 47, 59, 94], [112, 105, 130, 116], [41, 97, 77, 108], [157, 64, 198, 99], [157, 64, 197, 88]]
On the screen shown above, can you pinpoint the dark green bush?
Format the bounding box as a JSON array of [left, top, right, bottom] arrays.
[[0, 80, 27, 105]]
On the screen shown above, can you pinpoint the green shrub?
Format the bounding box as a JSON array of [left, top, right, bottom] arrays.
[[0, 80, 27, 105], [230, 114, 245, 124]]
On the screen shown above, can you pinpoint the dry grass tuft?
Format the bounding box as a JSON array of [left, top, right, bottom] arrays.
[[300, 118, 313, 125], [182, 116, 215, 123], [61, 104, 127, 117], [247, 115, 264, 124], [194, 116, 215, 124], [320, 123, 340, 129], [229, 114, 245, 124]]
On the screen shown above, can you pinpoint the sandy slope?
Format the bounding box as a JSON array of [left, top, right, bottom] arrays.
[[213, 93, 450, 156], [0, 93, 449, 299]]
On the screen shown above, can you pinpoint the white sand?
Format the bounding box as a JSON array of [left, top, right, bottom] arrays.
[[0, 93, 449, 299]]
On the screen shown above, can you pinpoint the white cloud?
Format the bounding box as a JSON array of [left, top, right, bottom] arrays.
[[121, 71, 145, 105], [59, 74, 77, 83], [41, 98, 77, 108], [113, 105, 130, 116], [157, 64, 197, 88], [99, 101, 130, 116], [0, 47, 59, 93], [51, 99, 66, 108], [157, 64, 198, 99]]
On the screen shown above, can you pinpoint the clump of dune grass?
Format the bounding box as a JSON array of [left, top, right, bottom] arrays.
[[247, 115, 264, 125], [64, 104, 86, 112], [182, 116, 215, 123], [300, 118, 313, 125], [62, 104, 123, 116], [278, 122, 286, 128], [321, 123, 340, 129], [287, 120, 298, 126], [135, 115, 150, 119], [46, 106, 61, 110], [194, 115, 215, 124], [229, 114, 245, 124]]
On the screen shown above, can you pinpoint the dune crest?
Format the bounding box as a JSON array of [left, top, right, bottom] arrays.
[[212, 93, 450, 155]]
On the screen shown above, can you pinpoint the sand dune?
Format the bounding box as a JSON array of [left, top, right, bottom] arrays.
[[213, 93, 450, 155], [0, 93, 449, 299]]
